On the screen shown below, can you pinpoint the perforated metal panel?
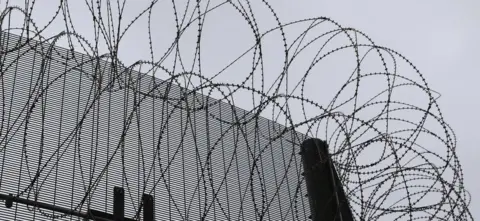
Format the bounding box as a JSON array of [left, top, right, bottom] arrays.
[[0, 32, 309, 220]]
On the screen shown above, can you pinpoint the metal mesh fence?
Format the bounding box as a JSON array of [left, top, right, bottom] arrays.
[[0, 32, 309, 220]]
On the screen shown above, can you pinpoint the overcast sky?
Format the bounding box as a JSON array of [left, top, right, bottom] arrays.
[[269, 1, 480, 216], [279, 0, 480, 216], [1, 0, 478, 218], [303, 1, 479, 216]]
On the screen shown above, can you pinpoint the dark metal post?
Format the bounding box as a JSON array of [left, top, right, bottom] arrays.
[[143, 194, 154, 221], [114, 186, 125, 221], [300, 138, 354, 221]]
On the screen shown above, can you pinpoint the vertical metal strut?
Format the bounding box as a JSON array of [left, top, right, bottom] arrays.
[[300, 138, 354, 221]]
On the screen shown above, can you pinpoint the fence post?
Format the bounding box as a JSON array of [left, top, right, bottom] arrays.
[[143, 194, 154, 221], [300, 138, 354, 221], [114, 186, 125, 221]]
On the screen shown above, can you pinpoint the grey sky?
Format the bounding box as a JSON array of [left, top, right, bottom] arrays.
[[1, 0, 478, 219], [293, 1, 480, 216]]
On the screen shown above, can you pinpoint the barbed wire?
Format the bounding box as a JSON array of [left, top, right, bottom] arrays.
[[0, 0, 472, 220]]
